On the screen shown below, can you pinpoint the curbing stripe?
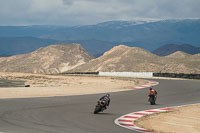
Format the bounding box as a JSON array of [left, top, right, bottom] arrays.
[[133, 113, 148, 115], [115, 80, 161, 133], [132, 81, 159, 90], [115, 108, 170, 133], [118, 119, 133, 122], [145, 110, 160, 113]]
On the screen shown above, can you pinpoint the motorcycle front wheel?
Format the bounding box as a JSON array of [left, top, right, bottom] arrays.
[[94, 105, 102, 114]]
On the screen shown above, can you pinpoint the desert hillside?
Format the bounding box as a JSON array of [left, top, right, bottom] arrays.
[[69, 45, 162, 72], [69, 45, 200, 74], [0, 44, 199, 74], [0, 44, 94, 74], [165, 51, 191, 59]]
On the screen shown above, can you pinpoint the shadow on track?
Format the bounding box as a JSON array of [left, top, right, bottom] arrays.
[[92, 112, 114, 115]]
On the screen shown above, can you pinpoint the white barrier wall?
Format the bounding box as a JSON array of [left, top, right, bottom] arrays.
[[99, 72, 153, 78]]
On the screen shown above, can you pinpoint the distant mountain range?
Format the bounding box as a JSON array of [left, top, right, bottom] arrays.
[[0, 19, 200, 57], [0, 37, 60, 56], [0, 36, 199, 58], [153, 44, 200, 56], [0, 37, 116, 57]]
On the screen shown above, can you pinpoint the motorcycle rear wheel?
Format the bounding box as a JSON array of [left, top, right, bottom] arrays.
[[150, 96, 156, 105]]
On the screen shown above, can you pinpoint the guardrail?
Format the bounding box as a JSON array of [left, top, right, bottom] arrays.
[[61, 72, 99, 75], [153, 73, 200, 79]]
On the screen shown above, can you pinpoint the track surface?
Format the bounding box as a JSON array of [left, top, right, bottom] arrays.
[[0, 79, 200, 133]]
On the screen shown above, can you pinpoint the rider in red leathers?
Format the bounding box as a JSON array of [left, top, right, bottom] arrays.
[[148, 87, 157, 102]]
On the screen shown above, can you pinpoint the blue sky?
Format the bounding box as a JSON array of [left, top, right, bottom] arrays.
[[0, 0, 200, 26]]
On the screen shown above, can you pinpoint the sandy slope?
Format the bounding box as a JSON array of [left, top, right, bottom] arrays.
[[136, 104, 200, 133], [0, 72, 147, 99]]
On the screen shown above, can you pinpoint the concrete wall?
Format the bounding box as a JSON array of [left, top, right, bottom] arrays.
[[99, 72, 153, 78]]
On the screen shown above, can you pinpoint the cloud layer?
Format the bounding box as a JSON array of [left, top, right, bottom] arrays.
[[0, 0, 200, 26]]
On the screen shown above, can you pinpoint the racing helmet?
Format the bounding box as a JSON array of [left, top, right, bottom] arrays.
[[106, 93, 110, 97]]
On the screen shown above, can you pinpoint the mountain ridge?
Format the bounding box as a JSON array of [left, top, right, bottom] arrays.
[[68, 44, 200, 74], [153, 44, 200, 56], [0, 19, 199, 52], [165, 51, 191, 59], [0, 44, 199, 74]]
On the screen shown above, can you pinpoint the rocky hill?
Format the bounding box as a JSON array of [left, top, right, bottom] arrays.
[[0, 44, 199, 74], [165, 51, 191, 59], [0, 44, 94, 74], [68, 45, 200, 74], [162, 52, 200, 74], [68, 45, 162, 72]]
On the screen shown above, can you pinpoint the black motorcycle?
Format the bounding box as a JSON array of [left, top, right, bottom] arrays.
[[149, 94, 156, 105], [94, 100, 107, 114]]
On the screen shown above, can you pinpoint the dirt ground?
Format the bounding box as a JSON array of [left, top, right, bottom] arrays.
[[136, 104, 200, 133], [0, 72, 147, 99]]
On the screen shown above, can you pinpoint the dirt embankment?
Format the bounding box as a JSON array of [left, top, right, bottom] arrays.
[[0, 72, 147, 99], [136, 104, 200, 133]]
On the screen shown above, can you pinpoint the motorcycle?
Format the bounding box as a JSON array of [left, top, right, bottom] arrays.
[[149, 94, 156, 105], [94, 100, 107, 114]]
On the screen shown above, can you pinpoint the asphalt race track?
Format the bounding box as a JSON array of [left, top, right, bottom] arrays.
[[0, 79, 200, 133]]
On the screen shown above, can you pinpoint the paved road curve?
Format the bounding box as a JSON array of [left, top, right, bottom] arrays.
[[0, 79, 200, 133]]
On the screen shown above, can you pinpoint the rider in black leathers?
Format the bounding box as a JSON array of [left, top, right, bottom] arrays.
[[99, 93, 110, 109]]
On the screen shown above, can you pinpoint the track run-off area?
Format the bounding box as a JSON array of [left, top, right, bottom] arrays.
[[0, 78, 200, 133]]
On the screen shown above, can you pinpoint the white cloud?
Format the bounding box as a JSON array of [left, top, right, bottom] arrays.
[[0, 0, 199, 26]]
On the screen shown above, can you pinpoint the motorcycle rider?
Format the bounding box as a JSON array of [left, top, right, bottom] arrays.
[[148, 87, 157, 101], [99, 93, 110, 109]]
